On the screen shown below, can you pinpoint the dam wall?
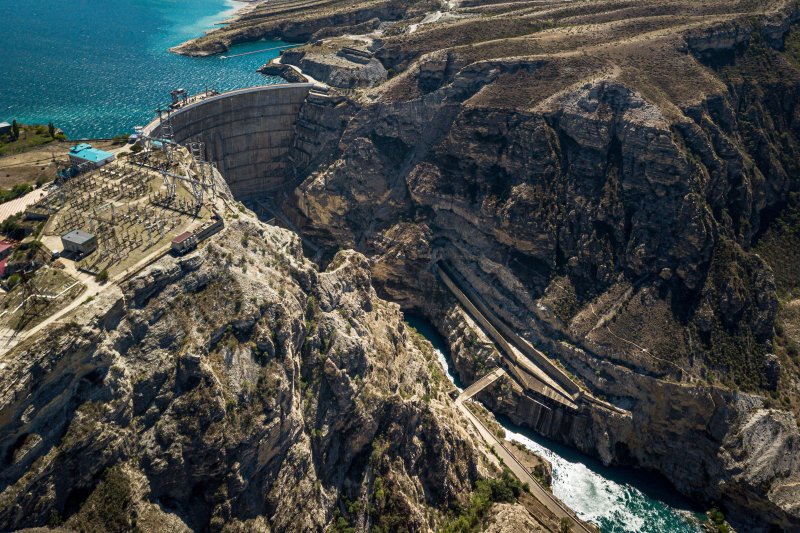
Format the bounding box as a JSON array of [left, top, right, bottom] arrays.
[[144, 84, 313, 199]]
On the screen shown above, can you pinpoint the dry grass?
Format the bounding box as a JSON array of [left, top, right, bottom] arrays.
[[175, 0, 794, 116], [0, 267, 85, 331], [0, 140, 117, 190], [368, 0, 791, 108]]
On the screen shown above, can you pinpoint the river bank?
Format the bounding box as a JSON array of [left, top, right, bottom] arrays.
[[404, 315, 705, 533]]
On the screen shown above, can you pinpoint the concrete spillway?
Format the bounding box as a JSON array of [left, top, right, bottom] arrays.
[[144, 84, 313, 199]]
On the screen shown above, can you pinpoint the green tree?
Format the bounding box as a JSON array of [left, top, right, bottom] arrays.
[[7, 273, 21, 290], [708, 507, 730, 533], [440, 470, 525, 533], [0, 215, 22, 239], [11, 119, 19, 141], [48, 122, 55, 139], [47, 509, 63, 527]]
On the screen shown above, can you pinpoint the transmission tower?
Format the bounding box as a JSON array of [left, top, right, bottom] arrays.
[[188, 138, 215, 200], [155, 106, 178, 199]]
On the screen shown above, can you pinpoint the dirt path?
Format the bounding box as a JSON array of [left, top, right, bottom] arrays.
[[0, 239, 171, 358]]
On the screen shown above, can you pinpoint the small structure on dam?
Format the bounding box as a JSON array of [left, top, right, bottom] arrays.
[[144, 84, 314, 200]]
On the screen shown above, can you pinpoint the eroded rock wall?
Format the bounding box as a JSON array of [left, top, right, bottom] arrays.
[[0, 214, 486, 531], [283, 12, 800, 531]]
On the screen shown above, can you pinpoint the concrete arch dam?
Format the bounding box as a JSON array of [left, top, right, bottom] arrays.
[[144, 84, 313, 200]]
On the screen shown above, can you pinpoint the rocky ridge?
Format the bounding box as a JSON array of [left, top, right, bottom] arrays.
[[171, 0, 438, 56], [0, 201, 571, 531], [170, 0, 800, 529]]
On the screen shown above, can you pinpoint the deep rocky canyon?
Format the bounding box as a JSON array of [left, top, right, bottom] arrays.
[[213, 0, 800, 530], [1, 214, 557, 531], [4, 0, 800, 531]]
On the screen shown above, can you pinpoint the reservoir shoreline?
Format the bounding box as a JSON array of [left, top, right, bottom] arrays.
[[0, 0, 287, 139]]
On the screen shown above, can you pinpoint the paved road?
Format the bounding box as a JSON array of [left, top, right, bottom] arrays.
[[273, 56, 329, 89], [456, 387, 594, 533], [438, 263, 629, 416], [438, 265, 577, 405]]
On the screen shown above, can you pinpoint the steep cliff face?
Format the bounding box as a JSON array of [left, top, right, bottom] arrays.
[[0, 212, 517, 532], [272, 1, 800, 530]]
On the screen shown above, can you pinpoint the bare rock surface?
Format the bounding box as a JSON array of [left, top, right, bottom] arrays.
[[0, 209, 527, 531], [74, 0, 800, 530], [249, 1, 800, 530]]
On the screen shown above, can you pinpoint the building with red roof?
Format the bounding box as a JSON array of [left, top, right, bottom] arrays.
[[0, 241, 13, 260]]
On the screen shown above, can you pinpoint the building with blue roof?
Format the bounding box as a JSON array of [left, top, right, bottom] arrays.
[[68, 143, 116, 169]]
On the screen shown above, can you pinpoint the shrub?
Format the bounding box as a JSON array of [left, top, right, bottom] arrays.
[[96, 269, 109, 283], [440, 470, 525, 533], [6, 273, 21, 289], [330, 509, 355, 533], [708, 507, 730, 533], [0, 214, 21, 237], [788, 341, 799, 359], [70, 466, 137, 533], [47, 509, 63, 527], [0, 184, 32, 203]]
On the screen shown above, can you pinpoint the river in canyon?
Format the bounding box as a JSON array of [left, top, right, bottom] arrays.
[[405, 315, 705, 533]]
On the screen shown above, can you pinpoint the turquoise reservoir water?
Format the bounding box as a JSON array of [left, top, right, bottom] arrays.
[[0, 0, 288, 138], [405, 315, 704, 533]]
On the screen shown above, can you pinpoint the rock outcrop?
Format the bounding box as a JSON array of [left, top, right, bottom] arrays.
[[281, 45, 388, 89], [171, 0, 437, 56], [0, 207, 551, 531], [171, 0, 800, 530], [244, 1, 800, 530]]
